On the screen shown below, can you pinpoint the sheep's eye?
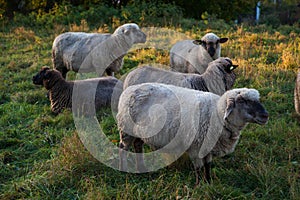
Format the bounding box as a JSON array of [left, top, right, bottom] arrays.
[[237, 97, 247, 104]]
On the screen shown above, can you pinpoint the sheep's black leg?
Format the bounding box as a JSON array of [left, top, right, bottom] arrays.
[[203, 161, 211, 183], [194, 156, 212, 187], [133, 138, 147, 172], [194, 167, 201, 187], [61, 68, 68, 79], [105, 68, 114, 76]]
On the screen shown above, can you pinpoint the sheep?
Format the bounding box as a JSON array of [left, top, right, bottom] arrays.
[[123, 57, 238, 96], [52, 23, 147, 78], [117, 83, 269, 185], [170, 32, 228, 74], [32, 66, 123, 115], [295, 70, 300, 115]]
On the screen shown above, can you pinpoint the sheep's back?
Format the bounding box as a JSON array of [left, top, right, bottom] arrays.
[[170, 40, 196, 54], [170, 40, 197, 72], [117, 83, 219, 151], [124, 66, 190, 90], [170, 40, 213, 74], [72, 77, 122, 114], [53, 32, 111, 72]]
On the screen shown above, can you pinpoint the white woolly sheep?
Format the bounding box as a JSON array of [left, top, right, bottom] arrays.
[[295, 70, 300, 115], [117, 83, 269, 185], [52, 23, 147, 78], [32, 66, 123, 115], [170, 32, 228, 74], [124, 57, 238, 96]]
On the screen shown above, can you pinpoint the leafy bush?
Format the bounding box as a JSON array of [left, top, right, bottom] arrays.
[[7, 1, 183, 31], [119, 1, 183, 26]]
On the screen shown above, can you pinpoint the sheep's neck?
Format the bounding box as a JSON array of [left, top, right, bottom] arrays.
[[190, 75, 209, 91], [113, 35, 132, 56], [211, 110, 246, 157], [202, 67, 225, 96], [49, 79, 73, 113]]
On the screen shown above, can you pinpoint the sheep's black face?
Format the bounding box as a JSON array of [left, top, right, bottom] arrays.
[[203, 38, 228, 57], [32, 67, 50, 85], [235, 98, 269, 125], [223, 58, 238, 73], [213, 58, 238, 90], [207, 42, 217, 57], [200, 41, 216, 57], [193, 37, 228, 58], [192, 40, 217, 57]]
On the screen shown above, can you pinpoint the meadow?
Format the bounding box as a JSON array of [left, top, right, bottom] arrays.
[[0, 11, 300, 199]]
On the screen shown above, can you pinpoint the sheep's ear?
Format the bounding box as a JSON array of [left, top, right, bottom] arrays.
[[225, 64, 238, 72], [224, 98, 235, 120], [193, 40, 203, 45], [41, 66, 50, 71], [219, 38, 228, 43], [230, 64, 238, 71]]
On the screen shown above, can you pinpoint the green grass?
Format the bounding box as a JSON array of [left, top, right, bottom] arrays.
[[0, 17, 300, 200]]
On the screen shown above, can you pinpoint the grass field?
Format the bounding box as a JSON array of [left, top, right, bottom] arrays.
[[0, 16, 300, 199]]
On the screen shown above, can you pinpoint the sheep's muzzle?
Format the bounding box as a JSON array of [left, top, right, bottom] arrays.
[[32, 74, 43, 85], [252, 102, 269, 125], [207, 46, 216, 57]]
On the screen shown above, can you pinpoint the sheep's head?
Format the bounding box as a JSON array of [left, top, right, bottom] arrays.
[[212, 57, 238, 72], [33, 67, 63, 90], [206, 57, 238, 91], [113, 23, 147, 44], [223, 88, 269, 127], [193, 33, 228, 59], [32, 66, 51, 85]]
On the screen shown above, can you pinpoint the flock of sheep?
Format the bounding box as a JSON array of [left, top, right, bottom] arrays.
[[32, 23, 274, 185]]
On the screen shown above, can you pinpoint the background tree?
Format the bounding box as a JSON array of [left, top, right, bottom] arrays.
[[1, 0, 299, 25]]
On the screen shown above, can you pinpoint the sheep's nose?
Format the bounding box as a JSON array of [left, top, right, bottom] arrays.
[[261, 111, 269, 119], [259, 110, 269, 123], [207, 47, 215, 57], [32, 75, 39, 84]]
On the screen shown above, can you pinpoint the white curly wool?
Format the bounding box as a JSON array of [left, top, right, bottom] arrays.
[[52, 23, 146, 78], [234, 88, 260, 101], [117, 84, 268, 184], [113, 23, 140, 35], [124, 57, 237, 96]]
